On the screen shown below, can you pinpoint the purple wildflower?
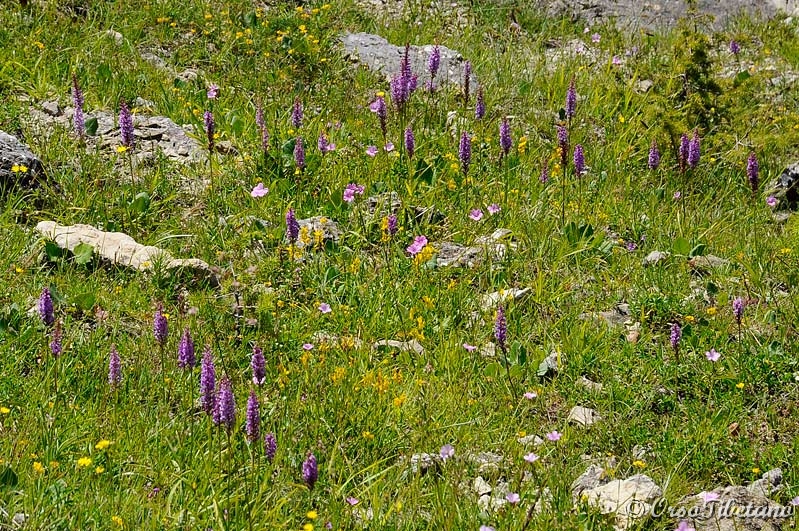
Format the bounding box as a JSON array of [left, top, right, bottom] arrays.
[[469, 209, 484, 221], [557, 125, 569, 169], [729, 40, 740, 55], [255, 102, 269, 152], [540, 160, 549, 183], [494, 304, 507, 353], [499, 118, 512, 157], [705, 348, 720, 362], [428, 45, 440, 80], [440, 444, 455, 461], [767, 196, 777, 207], [648, 140, 660, 170], [245, 390, 260, 442], [747, 152, 759, 194], [291, 98, 303, 129], [343, 183, 365, 203], [108, 344, 122, 387], [286, 208, 300, 243], [366, 145, 378, 157], [463, 61, 472, 104], [72, 74, 85, 138], [200, 345, 216, 414], [573, 144, 585, 176], [177, 328, 195, 369], [251, 345, 265, 385], [207, 83, 219, 100], [679, 133, 689, 172], [406, 235, 428, 256], [119, 100, 134, 149], [475, 87, 485, 120], [49, 320, 62, 358], [566, 78, 576, 120], [688, 130, 700, 169], [214, 377, 236, 432], [38, 287, 54, 327], [264, 433, 277, 462], [670, 323, 681, 353], [153, 303, 168, 347], [302, 452, 318, 489], [204, 110, 215, 153], [369, 96, 387, 138], [387, 214, 398, 236], [459, 131, 471, 177], [732, 297, 744, 325], [404, 126, 415, 158], [317, 132, 335, 154], [294, 136, 305, 170]]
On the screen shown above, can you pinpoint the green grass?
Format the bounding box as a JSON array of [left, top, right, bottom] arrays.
[[1, 0, 799, 529]]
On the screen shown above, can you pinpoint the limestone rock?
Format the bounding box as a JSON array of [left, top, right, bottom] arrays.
[[768, 162, 799, 210], [679, 471, 788, 531], [340, 32, 476, 88], [35, 221, 218, 287], [480, 288, 531, 311], [573, 466, 662, 531], [0, 130, 43, 187], [436, 229, 515, 268], [293, 216, 341, 249], [373, 339, 424, 355], [567, 406, 602, 427], [29, 103, 205, 165], [577, 376, 604, 392], [688, 254, 731, 272], [643, 250, 670, 266], [580, 303, 631, 328]]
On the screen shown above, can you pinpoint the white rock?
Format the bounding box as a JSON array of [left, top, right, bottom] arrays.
[[373, 339, 424, 354], [580, 474, 663, 530], [567, 406, 602, 427], [577, 376, 604, 392], [35, 221, 218, 287], [479, 288, 531, 311]]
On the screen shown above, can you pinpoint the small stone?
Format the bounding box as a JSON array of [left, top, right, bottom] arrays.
[[571, 464, 606, 498], [103, 29, 124, 45], [293, 216, 341, 249], [41, 100, 61, 116], [479, 342, 496, 358], [373, 339, 424, 355], [517, 434, 545, 446], [135, 97, 156, 110], [567, 406, 602, 427], [634, 79, 654, 93], [480, 288, 531, 311], [625, 322, 641, 343], [577, 376, 603, 392], [642, 250, 669, 266], [688, 254, 730, 272], [473, 476, 492, 496], [773, 212, 791, 223], [632, 445, 653, 460]]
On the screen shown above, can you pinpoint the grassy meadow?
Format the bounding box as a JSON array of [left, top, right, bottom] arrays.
[[1, 0, 799, 529]]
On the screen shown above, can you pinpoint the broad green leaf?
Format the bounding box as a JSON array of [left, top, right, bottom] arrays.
[[73, 242, 94, 265], [673, 237, 691, 255]]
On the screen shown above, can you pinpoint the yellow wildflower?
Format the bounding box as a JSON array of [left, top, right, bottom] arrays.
[[33, 462, 45, 474], [95, 439, 113, 450], [632, 460, 646, 469], [112, 516, 123, 526], [736, 382, 745, 389], [306, 510, 317, 520], [77, 456, 92, 468], [116, 146, 128, 153], [95, 466, 105, 474], [0, 407, 10, 414]]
